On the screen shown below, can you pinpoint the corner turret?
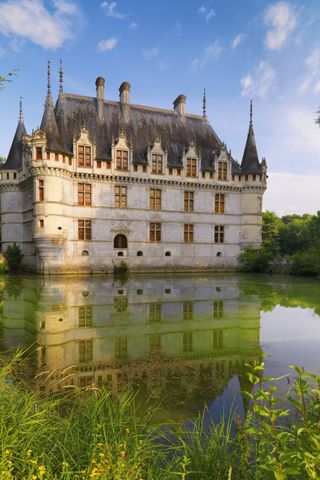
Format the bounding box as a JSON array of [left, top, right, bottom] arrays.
[[241, 100, 263, 174], [0, 97, 27, 170]]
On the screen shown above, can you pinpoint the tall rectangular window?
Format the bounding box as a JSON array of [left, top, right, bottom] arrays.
[[78, 183, 92, 206], [150, 223, 161, 242], [183, 331, 193, 353], [115, 336, 127, 359], [78, 219, 92, 240], [36, 147, 42, 160], [116, 150, 129, 171], [215, 194, 225, 214], [213, 300, 224, 319], [186, 158, 197, 177], [38, 179, 44, 202], [214, 225, 224, 243], [150, 188, 162, 210], [151, 154, 163, 174], [149, 303, 161, 322], [115, 186, 127, 208], [184, 191, 194, 212], [184, 224, 194, 243], [78, 145, 92, 167], [217, 162, 228, 181], [149, 334, 161, 353], [213, 329, 223, 349], [79, 340, 93, 362], [79, 306, 93, 327], [183, 301, 193, 320]]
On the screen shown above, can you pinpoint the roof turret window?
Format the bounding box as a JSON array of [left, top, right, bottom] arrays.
[[186, 158, 197, 177], [116, 149, 129, 171], [78, 145, 92, 167]]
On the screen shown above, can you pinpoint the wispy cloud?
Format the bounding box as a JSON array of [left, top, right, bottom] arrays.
[[264, 2, 297, 50], [100, 1, 126, 19], [97, 37, 118, 52], [198, 6, 215, 22], [156, 61, 169, 71], [241, 62, 276, 97], [231, 33, 245, 50], [142, 47, 160, 61], [129, 21, 138, 30], [298, 48, 320, 94], [0, 0, 78, 49], [191, 41, 222, 70]]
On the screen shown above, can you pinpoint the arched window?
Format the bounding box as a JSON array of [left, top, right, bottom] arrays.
[[114, 234, 128, 249]]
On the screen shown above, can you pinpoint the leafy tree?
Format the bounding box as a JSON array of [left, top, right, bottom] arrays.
[[262, 211, 284, 256], [0, 69, 18, 90], [5, 243, 23, 272]]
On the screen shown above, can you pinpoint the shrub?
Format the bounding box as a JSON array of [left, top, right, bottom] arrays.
[[289, 249, 320, 277], [239, 246, 270, 273], [4, 243, 23, 272]]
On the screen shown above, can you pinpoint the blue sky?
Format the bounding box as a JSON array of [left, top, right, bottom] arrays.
[[0, 0, 320, 213]]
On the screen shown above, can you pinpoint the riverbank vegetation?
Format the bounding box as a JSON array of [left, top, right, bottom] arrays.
[[240, 211, 320, 276], [1, 355, 319, 479]]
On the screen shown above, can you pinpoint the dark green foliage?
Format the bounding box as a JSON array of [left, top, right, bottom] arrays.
[[290, 249, 320, 277], [5, 243, 23, 272], [239, 246, 270, 273]]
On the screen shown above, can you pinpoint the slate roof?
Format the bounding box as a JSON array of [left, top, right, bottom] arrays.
[[0, 118, 26, 170], [240, 123, 262, 174]]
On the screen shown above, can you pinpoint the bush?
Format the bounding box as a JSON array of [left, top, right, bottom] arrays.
[[290, 249, 320, 277], [239, 246, 270, 273], [4, 243, 23, 272]]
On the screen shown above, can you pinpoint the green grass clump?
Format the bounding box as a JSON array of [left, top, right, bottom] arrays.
[[1, 354, 320, 479]]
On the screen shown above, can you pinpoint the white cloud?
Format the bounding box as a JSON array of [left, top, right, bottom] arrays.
[[97, 37, 118, 52], [0, 0, 78, 49], [298, 48, 320, 94], [9, 37, 25, 52], [264, 173, 320, 215], [129, 21, 138, 30], [241, 62, 276, 98], [100, 1, 126, 19], [264, 2, 297, 51], [191, 41, 222, 70], [156, 61, 169, 71], [198, 6, 215, 22], [232, 34, 245, 50], [142, 47, 159, 61]]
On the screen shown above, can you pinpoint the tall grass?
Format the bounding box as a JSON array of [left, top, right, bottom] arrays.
[[1, 354, 320, 479]]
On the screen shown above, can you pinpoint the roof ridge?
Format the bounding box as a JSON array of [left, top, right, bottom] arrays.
[[63, 93, 204, 119]]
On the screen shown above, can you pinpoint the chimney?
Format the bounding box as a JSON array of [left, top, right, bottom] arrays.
[[119, 81, 131, 105], [95, 76, 105, 121], [173, 94, 186, 118]]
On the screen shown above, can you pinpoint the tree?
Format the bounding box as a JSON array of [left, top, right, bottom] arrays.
[[262, 211, 284, 256], [0, 70, 18, 90]]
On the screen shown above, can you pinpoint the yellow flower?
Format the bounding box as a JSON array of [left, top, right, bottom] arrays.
[[32, 476, 37, 480], [4, 449, 10, 456], [31, 459, 38, 465], [62, 461, 69, 467], [27, 449, 32, 457], [38, 465, 46, 475], [120, 451, 126, 458]]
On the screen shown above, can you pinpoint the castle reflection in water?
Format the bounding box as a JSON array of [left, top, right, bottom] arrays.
[[0, 275, 262, 417]]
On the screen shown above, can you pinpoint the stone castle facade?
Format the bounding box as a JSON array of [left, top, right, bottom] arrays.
[[0, 62, 267, 274]]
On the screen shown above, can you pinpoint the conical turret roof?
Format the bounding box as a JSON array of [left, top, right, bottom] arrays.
[[1, 99, 27, 170], [241, 101, 262, 174]]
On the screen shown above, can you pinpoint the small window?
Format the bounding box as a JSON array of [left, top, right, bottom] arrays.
[[106, 161, 111, 169], [137, 289, 143, 295], [79, 306, 92, 327], [78, 219, 92, 241], [114, 297, 128, 312], [38, 179, 44, 202], [151, 154, 163, 174], [55, 153, 59, 161], [214, 226, 224, 244], [137, 251, 143, 256], [184, 224, 194, 243], [79, 340, 93, 362], [165, 251, 171, 257], [186, 158, 197, 177], [81, 250, 89, 256], [78, 183, 92, 206], [177, 168, 181, 176], [184, 191, 194, 212], [217, 161, 228, 181], [78, 145, 92, 167], [215, 194, 225, 214], [213, 300, 224, 319], [36, 147, 42, 160], [117, 289, 124, 295], [115, 336, 128, 358], [150, 188, 161, 210], [183, 301, 193, 320], [114, 234, 127, 249], [118, 251, 124, 257], [82, 291, 89, 297], [216, 251, 222, 257], [39, 219, 44, 228], [210, 172, 213, 179], [96, 160, 101, 169], [169, 167, 173, 175], [69, 157, 72, 166], [245, 175, 249, 181], [13, 172, 17, 179], [115, 186, 127, 208], [134, 164, 138, 172], [150, 223, 161, 242], [202, 172, 205, 178], [143, 165, 147, 173], [116, 150, 128, 171], [149, 303, 161, 322], [165, 288, 171, 294]]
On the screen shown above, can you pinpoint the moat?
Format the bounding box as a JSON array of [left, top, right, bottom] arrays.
[[0, 273, 319, 422]]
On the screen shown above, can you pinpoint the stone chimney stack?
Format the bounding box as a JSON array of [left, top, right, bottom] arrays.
[[173, 94, 186, 118], [119, 81, 131, 122], [95, 76, 105, 121]]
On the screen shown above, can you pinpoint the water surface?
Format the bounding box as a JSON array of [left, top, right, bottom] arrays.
[[0, 274, 319, 422]]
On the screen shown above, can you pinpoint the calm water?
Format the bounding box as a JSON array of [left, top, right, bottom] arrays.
[[0, 274, 319, 422]]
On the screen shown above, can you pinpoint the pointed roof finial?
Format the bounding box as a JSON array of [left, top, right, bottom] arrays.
[[249, 99, 253, 128], [19, 97, 24, 122], [203, 88, 207, 120], [59, 58, 63, 95], [46, 60, 52, 105]]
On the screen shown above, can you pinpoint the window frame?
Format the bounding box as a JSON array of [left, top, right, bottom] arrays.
[[214, 193, 225, 214], [214, 225, 225, 244], [151, 153, 163, 174], [217, 161, 228, 181], [186, 157, 197, 177], [78, 219, 92, 241], [150, 222, 161, 242], [150, 188, 162, 210], [115, 185, 127, 208], [184, 224, 194, 243], [78, 183, 92, 207], [184, 191, 194, 212], [77, 144, 92, 168], [116, 149, 129, 171]]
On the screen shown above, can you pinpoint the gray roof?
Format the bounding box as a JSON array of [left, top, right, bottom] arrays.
[[55, 94, 223, 170], [240, 124, 262, 174], [0, 118, 26, 170]]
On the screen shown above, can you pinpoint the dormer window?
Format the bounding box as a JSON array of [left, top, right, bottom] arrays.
[[78, 145, 92, 167], [151, 154, 163, 174], [116, 149, 128, 171], [186, 158, 197, 177], [217, 161, 228, 181]]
